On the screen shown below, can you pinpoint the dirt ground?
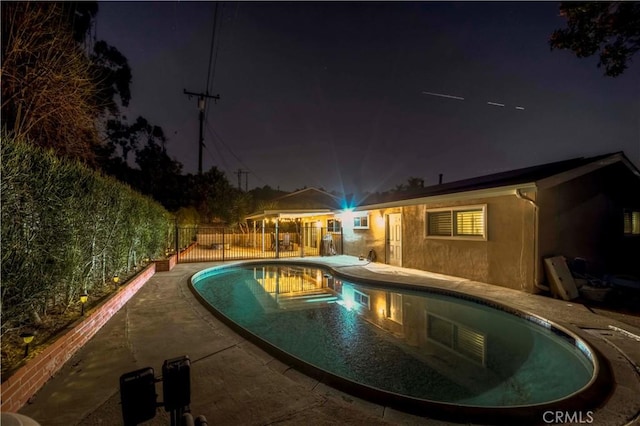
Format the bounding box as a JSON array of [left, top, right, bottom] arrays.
[[2, 281, 123, 379]]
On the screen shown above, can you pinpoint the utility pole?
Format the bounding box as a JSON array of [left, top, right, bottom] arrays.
[[236, 168, 249, 191], [183, 89, 220, 174]]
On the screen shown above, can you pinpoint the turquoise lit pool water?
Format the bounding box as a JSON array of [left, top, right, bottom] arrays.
[[191, 263, 595, 408]]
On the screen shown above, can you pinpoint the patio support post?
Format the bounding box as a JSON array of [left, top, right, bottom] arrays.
[[275, 219, 280, 259], [174, 219, 179, 262], [299, 227, 304, 257]]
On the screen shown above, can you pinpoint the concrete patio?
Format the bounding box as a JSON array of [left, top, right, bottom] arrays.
[[17, 256, 640, 425]]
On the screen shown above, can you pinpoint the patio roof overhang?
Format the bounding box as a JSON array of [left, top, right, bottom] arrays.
[[245, 209, 335, 221]]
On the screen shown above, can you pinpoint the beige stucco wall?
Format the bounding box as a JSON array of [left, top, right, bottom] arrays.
[[402, 195, 536, 291], [341, 208, 401, 262], [343, 195, 537, 292]]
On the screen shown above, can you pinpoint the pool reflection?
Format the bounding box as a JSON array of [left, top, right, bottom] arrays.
[[194, 263, 593, 406]]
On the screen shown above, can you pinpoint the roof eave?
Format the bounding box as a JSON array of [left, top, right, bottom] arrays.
[[536, 152, 638, 190], [245, 209, 334, 221], [352, 183, 539, 211]]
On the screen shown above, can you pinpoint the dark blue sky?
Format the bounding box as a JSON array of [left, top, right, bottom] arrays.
[[96, 2, 639, 194]]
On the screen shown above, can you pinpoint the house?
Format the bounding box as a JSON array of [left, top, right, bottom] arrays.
[[338, 152, 640, 293]]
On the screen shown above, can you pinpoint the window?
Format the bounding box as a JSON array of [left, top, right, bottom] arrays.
[[353, 289, 370, 309], [426, 313, 486, 366], [426, 205, 487, 239], [327, 219, 342, 232], [624, 210, 640, 235], [353, 214, 369, 229], [427, 211, 452, 236]]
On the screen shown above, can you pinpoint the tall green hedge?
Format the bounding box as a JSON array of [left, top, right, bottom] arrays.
[[1, 135, 174, 333]]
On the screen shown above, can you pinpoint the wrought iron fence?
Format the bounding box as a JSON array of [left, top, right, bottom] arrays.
[[176, 225, 343, 263]]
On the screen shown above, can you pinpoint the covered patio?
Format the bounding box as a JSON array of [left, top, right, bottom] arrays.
[[176, 211, 343, 263]]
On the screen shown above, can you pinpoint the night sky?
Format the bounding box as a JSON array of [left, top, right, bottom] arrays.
[[96, 2, 639, 194]]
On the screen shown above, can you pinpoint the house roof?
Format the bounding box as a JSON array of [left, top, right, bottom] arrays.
[[358, 151, 639, 208], [272, 187, 342, 210], [244, 152, 638, 220], [246, 187, 342, 221]]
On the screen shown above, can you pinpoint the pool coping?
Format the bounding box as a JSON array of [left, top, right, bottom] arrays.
[[188, 258, 618, 425]]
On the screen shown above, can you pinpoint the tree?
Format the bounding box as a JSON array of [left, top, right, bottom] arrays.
[[228, 192, 253, 232], [59, 2, 98, 45], [132, 120, 184, 210], [1, 2, 99, 162], [549, 2, 640, 77], [187, 168, 237, 223], [1, 2, 133, 164], [91, 40, 132, 115]]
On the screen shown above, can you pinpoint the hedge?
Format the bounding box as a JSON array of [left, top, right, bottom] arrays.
[[1, 134, 174, 335]]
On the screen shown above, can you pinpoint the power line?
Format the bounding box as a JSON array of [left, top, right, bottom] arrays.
[[204, 121, 268, 187], [236, 169, 249, 192], [183, 90, 220, 174], [205, 3, 223, 125], [201, 134, 230, 175], [181, 0, 223, 175], [205, 3, 220, 94], [201, 120, 231, 175]]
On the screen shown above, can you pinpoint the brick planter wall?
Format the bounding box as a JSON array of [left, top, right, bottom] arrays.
[[0, 263, 156, 413], [154, 253, 177, 272], [155, 242, 196, 272]]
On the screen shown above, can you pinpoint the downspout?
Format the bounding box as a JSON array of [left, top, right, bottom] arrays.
[[515, 189, 550, 292]]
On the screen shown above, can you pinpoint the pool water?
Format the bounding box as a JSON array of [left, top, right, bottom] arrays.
[[192, 263, 595, 407]]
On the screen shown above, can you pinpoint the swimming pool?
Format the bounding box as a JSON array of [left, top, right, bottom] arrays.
[[190, 261, 609, 420]]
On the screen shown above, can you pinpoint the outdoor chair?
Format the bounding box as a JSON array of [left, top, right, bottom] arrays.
[[270, 232, 277, 250], [280, 233, 292, 251]]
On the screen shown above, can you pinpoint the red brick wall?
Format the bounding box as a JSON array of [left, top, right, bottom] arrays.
[[0, 263, 156, 413], [155, 243, 196, 272], [155, 253, 177, 272]]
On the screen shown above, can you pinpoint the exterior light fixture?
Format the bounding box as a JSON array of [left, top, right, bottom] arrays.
[[80, 292, 88, 316], [113, 275, 120, 289], [20, 331, 35, 357]]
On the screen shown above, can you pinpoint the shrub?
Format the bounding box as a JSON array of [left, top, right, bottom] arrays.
[[1, 134, 173, 334]]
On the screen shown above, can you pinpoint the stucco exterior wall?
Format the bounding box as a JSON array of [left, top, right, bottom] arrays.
[[343, 195, 537, 292], [341, 159, 639, 292], [401, 195, 536, 291], [341, 208, 401, 262]]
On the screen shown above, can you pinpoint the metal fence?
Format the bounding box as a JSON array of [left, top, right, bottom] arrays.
[[176, 226, 343, 263]]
